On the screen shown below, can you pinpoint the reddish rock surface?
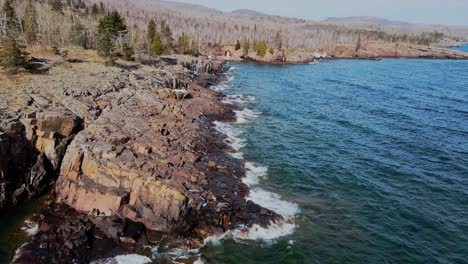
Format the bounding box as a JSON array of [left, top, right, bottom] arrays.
[[2, 56, 279, 263]]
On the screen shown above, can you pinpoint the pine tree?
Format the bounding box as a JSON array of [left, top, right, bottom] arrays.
[[356, 34, 362, 52], [252, 39, 258, 52], [275, 31, 283, 50], [177, 32, 191, 55], [24, 1, 39, 44], [96, 10, 128, 64], [235, 40, 241, 51], [70, 21, 87, 48], [99, 2, 105, 14], [147, 19, 156, 41], [160, 20, 173, 50], [49, 0, 64, 13], [121, 42, 133, 60], [256, 40, 267, 57], [151, 32, 164, 55], [0, 37, 30, 72], [90, 3, 99, 16], [2, 0, 19, 35], [242, 37, 249, 54]]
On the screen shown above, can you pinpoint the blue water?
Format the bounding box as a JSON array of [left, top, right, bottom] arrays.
[[453, 44, 468, 53], [202, 53, 468, 263]]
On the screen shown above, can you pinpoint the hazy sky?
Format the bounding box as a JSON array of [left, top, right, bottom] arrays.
[[171, 0, 468, 26]]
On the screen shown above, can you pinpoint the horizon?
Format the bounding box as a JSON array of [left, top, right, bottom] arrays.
[[168, 0, 468, 26]]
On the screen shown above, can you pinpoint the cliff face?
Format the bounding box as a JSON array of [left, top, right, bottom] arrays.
[[0, 105, 80, 210]]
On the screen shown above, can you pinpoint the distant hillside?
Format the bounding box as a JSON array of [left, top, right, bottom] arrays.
[[325, 16, 412, 26], [231, 9, 268, 17], [89, 0, 468, 49]]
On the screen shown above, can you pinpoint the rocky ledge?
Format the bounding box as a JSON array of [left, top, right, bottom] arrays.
[[1, 56, 280, 263]]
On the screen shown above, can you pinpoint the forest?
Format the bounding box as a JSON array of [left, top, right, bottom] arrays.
[[1, 0, 466, 71]]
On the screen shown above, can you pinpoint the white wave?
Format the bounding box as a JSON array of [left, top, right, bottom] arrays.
[[211, 83, 229, 92], [21, 220, 39, 236], [223, 94, 256, 105], [244, 162, 268, 185], [193, 258, 204, 264], [234, 108, 261, 124], [92, 254, 152, 264], [214, 121, 246, 157], [247, 187, 299, 219], [243, 163, 299, 220]]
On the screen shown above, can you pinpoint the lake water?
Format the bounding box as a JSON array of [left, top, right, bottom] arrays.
[[201, 51, 468, 263]]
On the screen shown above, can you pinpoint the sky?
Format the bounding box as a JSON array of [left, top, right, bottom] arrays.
[[170, 0, 468, 26]]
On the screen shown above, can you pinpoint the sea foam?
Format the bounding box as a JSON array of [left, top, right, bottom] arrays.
[[92, 254, 152, 264]]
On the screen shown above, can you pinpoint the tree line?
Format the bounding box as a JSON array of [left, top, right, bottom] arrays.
[[0, 0, 199, 71]]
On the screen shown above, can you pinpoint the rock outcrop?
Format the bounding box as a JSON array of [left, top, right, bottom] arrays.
[[0, 108, 80, 209], [2, 56, 279, 263]]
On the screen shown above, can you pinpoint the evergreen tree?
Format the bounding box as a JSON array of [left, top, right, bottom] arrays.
[[151, 32, 164, 55], [177, 32, 191, 55], [49, 0, 64, 13], [2, 0, 19, 35], [0, 37, 30, 72], [242, 37, 249, 54], [70, 21, 87, 48], [147, 19, 156, 41], [121, 42, 133, 60], [269, 47, 274, 55], [99, 2, 105, 14], [252, 39, 258, 52], [275, 31, 283, 50], [256, 40, 267, 57], [90, 3, 99, 16], [356, 34, 362, 52], [235, 40, 241, 51], [24, 1, 39, 44], [160, 20, 173, 50], [96, 10, 129, 64]]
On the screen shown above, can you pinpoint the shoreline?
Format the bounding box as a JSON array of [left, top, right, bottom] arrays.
[[5, 58, 289, 264]]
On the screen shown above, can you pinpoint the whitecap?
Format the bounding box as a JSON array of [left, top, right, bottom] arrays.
[[244, 162, 268, 185], [223, 94, 256, 105], [214, 121, 246, 153], [21, 220, 39, 236], [234, 108, 261, 124], [92, 254, 152, 264]]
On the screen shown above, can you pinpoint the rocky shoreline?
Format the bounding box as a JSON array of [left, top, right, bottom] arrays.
[[221, 41, 468, 64], [0, 56, 281, 263]]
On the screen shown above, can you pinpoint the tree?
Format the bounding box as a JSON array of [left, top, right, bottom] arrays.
[[24, 1, 39, 44], [177, 32, 192, 54], [91, 3, 99, 16], [355, 34, 362, 52], [151, 31, 164, 55], [160, 20, 173, 50], [99, 2, 105, 14], [70, 21, 87, 48], [2, 0, 19, 35], [147, 19, 156, 41], [96, 10, 128, 64], [49, 0, 64, 13], [0, 37, 30, 72], [269, 47, 274, 55], [256, 40, 267, 57], [235, 39, 241, 51], [275, 31, 283, 50], [242, 37, 249, 54]]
